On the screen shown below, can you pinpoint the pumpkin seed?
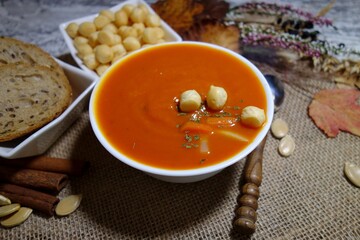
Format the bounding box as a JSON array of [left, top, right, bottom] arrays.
[[344, 162, 360, 187], [0, 207, 32, 228], [0, 194, 11, 206], [271, 118, 289, 139], [278, 135, 295, 157], [0, 203, 20, 217], [55, 194, 82, 216]]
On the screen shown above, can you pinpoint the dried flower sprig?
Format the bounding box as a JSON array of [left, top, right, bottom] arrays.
[[242, 32, 322, 58], [238, 23, 353, 58], [225, 2, 360, 59], [229, 2, 333, 27]]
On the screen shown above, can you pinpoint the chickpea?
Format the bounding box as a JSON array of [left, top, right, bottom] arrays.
[[132, 23, 145, 35], [99, 9, 115, 21], [153, 27, 165, 39], [142, 28, 159, 44], [94, 15, 111, 30], [111, 44, 126, 57], [65, 22, 79, 39], [88, 31, 99, 47], [96, 64, 110, 76], [206, 85, 227, 110], [179, 90, 202, 112], [102, 23, 118, 34], [76, 43, 93, 59], [138, 4, 149, 15], [145, 14, 161, 27], [113, 34, 122, 45], [83, 53, 99, 70], [95, 44, 113, 64], [114, 10, 128, 27], [123, 37, 141, 51], [118, 26, 129, 38], [118, 25, 129, 38], [130, 8, 146, 23], [98, 30, 115, 46], [78, 22, 96, 37], [240, 106, 266, 128], [125, 27, 138, 38], [73, 36, 89, 49], [122, 4, 135, 15]]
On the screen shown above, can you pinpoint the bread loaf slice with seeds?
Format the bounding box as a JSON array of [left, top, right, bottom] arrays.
[[0, 37, 64, 76], [0, 63, 72, 142]]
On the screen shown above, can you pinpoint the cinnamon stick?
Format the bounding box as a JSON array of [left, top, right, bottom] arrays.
[[0, 183, 59, 216], [0, 156, 88, 176], [0, 166, 68, 192]]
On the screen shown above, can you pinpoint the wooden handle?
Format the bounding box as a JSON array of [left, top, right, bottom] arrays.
[[234, 135, 267, 235]]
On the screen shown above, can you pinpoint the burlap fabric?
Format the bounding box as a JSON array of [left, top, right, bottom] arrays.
[[1, 0, 360, 239], [1, 55, 359, 239]]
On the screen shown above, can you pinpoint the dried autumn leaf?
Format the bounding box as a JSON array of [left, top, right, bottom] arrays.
[[308, 89, 360, 137], [151, 0, 204, 33], [183, 23, 240, 53], [194, 0, 230, 21]]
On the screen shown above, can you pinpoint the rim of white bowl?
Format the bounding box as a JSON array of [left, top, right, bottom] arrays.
[[89, 41, 274, 177]]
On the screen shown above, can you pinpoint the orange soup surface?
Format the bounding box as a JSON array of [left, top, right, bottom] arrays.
[[94, 44, 267, 170]]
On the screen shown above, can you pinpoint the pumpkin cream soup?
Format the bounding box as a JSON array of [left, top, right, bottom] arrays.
[[93, 43, 267, 170]]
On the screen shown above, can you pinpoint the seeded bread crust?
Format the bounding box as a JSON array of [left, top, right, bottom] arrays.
[[0, 37, 65, 76], [0, 63, 72, 142]]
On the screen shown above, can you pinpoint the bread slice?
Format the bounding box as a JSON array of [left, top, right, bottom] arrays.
[[0, 63, 72, 142], [0, 37, 65, 75]]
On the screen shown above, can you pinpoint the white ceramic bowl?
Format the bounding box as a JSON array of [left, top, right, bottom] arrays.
[[0, 59, 96, 159], [59, 0, 182, 80], [89, 42, 274, 183]]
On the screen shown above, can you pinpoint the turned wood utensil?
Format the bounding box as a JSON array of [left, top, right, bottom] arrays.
[[234, 74, 285, 235]]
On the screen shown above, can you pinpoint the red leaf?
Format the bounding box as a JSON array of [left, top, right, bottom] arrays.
[[308, 89, 360, 137]]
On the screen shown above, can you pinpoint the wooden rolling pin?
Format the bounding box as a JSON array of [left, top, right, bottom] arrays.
[[233, 136, 267, 235]]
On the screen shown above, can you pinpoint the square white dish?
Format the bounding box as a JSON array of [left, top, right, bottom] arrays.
[[0, 59, 96, 159], [59, 0, 182, 80]]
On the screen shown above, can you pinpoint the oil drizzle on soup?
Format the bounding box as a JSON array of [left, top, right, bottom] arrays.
[[94, 44, 267, 170]]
